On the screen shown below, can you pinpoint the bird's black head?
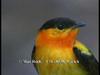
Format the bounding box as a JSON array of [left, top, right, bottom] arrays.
[[38, 17, 85, 39], [40, 17, 82, 30], [36, 17, 86, 46]]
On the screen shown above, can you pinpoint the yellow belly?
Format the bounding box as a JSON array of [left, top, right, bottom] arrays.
[[34, 46, 88, 75], [36, 64, 88, 75]]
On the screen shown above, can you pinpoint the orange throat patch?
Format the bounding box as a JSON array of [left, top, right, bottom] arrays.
[[35, 29, 79, 60], [35, 29, 78, 49]]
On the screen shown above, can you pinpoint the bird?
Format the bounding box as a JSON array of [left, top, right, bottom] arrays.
[[31, 17, 99, 75]]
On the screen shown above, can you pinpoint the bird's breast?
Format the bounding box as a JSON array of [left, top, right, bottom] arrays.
[[34, 46, 88, 75], [34, 31, 88, 75]]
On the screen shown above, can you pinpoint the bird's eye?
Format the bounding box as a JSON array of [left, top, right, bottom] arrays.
[[57, 24, 65, 30]]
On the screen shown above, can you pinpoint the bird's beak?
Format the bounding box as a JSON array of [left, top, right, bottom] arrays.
[[69, 22, 86, 35], [69, 22, 86, 37], [72, 22, 86, 29]]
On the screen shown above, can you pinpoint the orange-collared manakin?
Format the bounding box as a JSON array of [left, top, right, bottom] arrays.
[[32, 17, 99, 75]]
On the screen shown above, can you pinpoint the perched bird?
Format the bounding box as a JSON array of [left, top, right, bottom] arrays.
[[32, 17, 99, 75]]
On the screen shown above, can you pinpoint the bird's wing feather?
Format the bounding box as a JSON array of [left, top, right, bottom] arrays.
[[31, 46, 39, 73], [73, 40, 99, 75]]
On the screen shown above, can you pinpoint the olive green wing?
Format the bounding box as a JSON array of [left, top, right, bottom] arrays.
[[73, 41, 99, 75]]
